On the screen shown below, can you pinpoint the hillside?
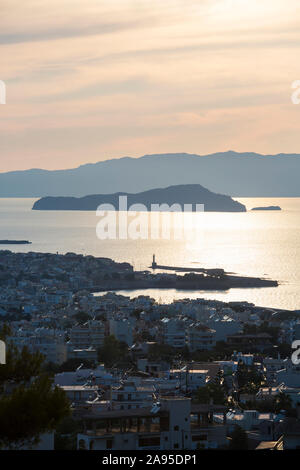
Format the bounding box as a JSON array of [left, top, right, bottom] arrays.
[[2, 151, 300, 197]]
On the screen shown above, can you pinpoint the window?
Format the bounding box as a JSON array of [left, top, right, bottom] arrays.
[[192, 434, 207, 442], [160, 416, 169, 432], [174, 425, 179, 431], [139, 437, 160, 447], [174, 444, 179, 449], [78, 439, 86, 450], [106, 439, 113, 449]]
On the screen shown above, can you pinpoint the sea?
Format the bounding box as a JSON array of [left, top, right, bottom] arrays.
[[0, 197, 300, 310]]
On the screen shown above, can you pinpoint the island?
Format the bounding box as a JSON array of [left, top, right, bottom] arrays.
[[32, 184, 246, 212], [251, 206, 281, 211], [0, 240, 31, 245]]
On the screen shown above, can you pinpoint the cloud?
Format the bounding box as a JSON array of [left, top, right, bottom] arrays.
[[0, 19, 156, 45], [1, 0, 300, 171]]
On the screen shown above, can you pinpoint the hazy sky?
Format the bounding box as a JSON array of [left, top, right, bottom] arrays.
[[1, 0, 300, 172]]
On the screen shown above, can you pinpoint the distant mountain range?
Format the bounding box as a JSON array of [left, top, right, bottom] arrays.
[[32, 184, 246, 212], [1, 151, 300, 197]]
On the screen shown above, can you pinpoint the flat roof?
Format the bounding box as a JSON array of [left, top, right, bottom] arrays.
[[78, 407, 166, 420], [61, 385, 98, 391], [77, 402, 227, 421]]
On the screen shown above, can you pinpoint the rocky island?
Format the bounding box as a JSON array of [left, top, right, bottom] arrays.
[[251, 206, 281, 211], [0, 240, 31, 245], [32, 184, 246, 212]]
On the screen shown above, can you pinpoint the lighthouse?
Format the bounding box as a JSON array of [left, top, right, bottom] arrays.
[[152, 254, 157, 269]]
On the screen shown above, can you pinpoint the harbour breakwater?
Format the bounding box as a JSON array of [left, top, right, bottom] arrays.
[[91, 273, 278, 294]]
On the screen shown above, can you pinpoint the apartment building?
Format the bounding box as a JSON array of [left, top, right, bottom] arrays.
[[69, 320, 105, 349], [77, 397, 228, 450], [159, 318, 186, 349], [109, 318, 133, 346], [110, 381, 154, 410], [186, 325, 216, 352]]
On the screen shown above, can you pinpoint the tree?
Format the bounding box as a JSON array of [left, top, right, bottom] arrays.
[[0, 345, 70, 449], [71, 311, 91, 325], [148, 343, 175, 362], [195, 382, 227, 405], [98, 335, 130, 368], [57, 358, 95, 372], [0, 345, 45, 387], [133, 330, 154, 343], [0, 323, 12, 340], [54, 417, 80, 450], [229, 425, 248, 450], [243, 322, 280, 342], [236, 362, 262, 394], [273, 392, 292, 414]]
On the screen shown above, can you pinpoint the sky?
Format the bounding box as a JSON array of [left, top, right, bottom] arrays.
[[1, 0, 300, 172]]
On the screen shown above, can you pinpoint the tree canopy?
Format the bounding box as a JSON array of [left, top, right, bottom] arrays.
[[0, 345, 70, 449], [195, 382, 227, 405], [98, 335, 130, 368]]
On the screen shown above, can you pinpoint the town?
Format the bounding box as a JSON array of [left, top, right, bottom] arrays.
[[0, 249, 300, 450]]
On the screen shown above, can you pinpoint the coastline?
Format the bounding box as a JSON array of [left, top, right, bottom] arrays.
[[89, 275, 278, 294]]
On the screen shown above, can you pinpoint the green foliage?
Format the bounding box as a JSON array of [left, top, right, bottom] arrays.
[[98, 335, 130, 367], [0, 346, 70, 449], [56, 358, 95, 372], [243, 322, 280, 342], [276, 343, 292, 358], [241, 392, 293, 414], [0, 345, 45, 388], [132, 308, 143, 319], [272, 392, 292, 413], [134, 330, 154, 343], [148, 343, 175, 362], [236, 362, 263, 394], [71, 311, 91, 325], [0, 323, 12, 341], [54, 417, 80, 450], [195, 382, 227, 405], [190, 341, 236, 362]]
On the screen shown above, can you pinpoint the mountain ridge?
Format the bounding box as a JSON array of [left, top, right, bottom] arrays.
[[1, 151, 300, 197]]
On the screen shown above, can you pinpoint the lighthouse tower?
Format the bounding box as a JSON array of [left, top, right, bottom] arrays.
[[152, 254, 157, 269]]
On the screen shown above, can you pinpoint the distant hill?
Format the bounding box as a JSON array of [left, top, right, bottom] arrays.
[[32, 184, 246, 212], [2, 151, 300, 197], [251, 206, 282, 211]]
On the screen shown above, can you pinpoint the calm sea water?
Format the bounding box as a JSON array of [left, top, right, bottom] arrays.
[[0, 197, 300, 310]]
